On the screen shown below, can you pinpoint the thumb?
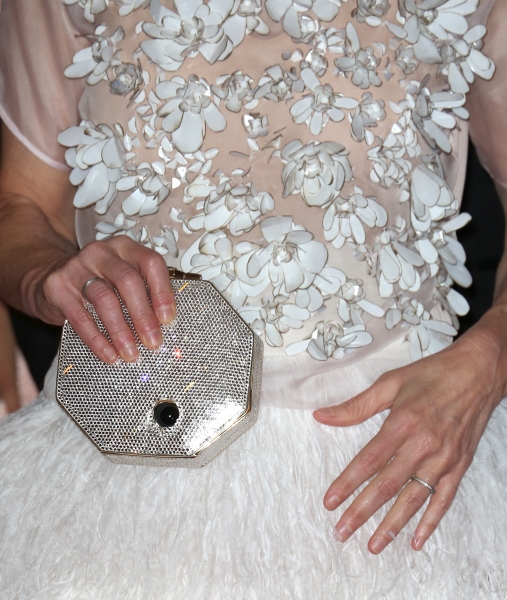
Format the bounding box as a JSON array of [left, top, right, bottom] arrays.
[[313, 372, 399, 427]]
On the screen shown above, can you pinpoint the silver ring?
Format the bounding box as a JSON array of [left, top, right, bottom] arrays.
[[410, 476, 436, 495], [82, 277, 109, 303]]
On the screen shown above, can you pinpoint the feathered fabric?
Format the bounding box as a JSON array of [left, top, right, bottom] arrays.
[[1, 393, 506, 599]]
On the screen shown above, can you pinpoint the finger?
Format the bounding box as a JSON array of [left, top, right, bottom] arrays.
[[368, 471, 439, 554], [324, 415, 411, 512], [112, 238, 175, 325], [64, 295, 118, 363], [332, 450, 421, 543], [84, 278, 139, 362], [100, 258, 163, 350], [313, 372, 401, 427], [411, 471, 461, 551]]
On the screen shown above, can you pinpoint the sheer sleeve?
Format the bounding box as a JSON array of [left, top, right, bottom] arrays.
[[468, 0, 507, 189], [0, 0, 88, 170]]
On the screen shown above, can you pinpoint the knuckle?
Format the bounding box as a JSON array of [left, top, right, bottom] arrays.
[[109, 235, 134, 251], [375, 478, 399, 502], [404, 491, 426, 512], [433, 492, 453, 514], [92, 286, 116, 306], [82, 240, 108, 259], [393, 409, 418, 436], [68, 307, 92, 329], [346, 508, 365, 525], [358, 451, 383, 476], [416, 432, 442, 457], [143, 250, 166, 272]]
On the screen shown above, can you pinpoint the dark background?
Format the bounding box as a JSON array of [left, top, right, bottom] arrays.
[[8, 142, 506, 391]]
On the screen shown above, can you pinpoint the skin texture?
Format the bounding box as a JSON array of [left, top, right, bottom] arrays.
[[1, 41, 507, 555], [311, 0, 507, 555], [0, 124, 176, 374]]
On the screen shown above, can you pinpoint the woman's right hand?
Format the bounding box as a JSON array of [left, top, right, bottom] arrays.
[[39, 236, 176, 363]]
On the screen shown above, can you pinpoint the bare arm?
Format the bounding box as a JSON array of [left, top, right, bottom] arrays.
[[493, 185, 507, 303], [0, 124, 176, 396]]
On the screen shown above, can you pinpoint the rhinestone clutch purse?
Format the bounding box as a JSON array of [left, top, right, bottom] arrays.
[[56, 270, 263, 467]]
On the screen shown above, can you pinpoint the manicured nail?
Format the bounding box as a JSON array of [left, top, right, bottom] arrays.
[[123, 343, 138, 362], [315, 407, 334, 417], [159, 304, 176, 324], [104, 347, 117, 363], [370, 537, 386, 554], [413, 537, 423, 551], [334, 524, 353, 543], [144, 329, 162, 349], [325, 494, 340, 510]]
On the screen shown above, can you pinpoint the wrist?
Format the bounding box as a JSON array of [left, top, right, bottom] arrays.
[[19, 252, 75, 324], [461, 303, 507, 403]]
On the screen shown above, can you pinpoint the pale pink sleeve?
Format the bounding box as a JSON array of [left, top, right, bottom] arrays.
[[0, 0, 88, 170], [468, 0, 507, 189]]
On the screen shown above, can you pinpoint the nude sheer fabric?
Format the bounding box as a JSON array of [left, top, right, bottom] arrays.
[[0, 0, 89, 169], [0, 1, 501, 408]]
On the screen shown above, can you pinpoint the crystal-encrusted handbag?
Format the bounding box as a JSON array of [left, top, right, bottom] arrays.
[[56, 270, 263, 467]]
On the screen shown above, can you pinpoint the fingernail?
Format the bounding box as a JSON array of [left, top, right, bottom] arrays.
[[104, 347, 117, 363], [370, 537, 386, 554], [123, 343, 138, 362], [144, 329, 162, 349], [315, 407, 334, 417], [159, 304, 176, 324], [325, 494, 340, 510], [413, 537, 423, 551], [334, 524, 353, 543]]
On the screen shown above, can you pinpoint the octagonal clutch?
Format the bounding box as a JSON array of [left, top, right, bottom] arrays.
[[56, 270, 263, 467]]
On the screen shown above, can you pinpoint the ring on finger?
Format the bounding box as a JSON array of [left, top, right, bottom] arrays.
[[82, 277, 110, 303], [410, 475, 436, 495]]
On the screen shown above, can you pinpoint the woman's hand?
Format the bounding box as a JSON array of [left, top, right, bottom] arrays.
[[314, 314, 507, 554], [36, 236, 176, 364]]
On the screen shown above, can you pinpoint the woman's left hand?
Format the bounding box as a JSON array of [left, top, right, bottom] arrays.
[[313, 316, 507, 554]]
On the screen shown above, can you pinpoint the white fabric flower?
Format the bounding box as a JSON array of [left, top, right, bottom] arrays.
[[337, 278, 385, 323], [334, 23, 382, 89], [286, 319, 373, 360], [212, 71, 258, 112], [369, 218, 425, 298], [368, 107, 421, 189], [415, 212, 472, 288], [323, 186, 388, 248], [281, 140, 352, 206], [385, 296, 457, 361], [211, 0, 270, 47], [300, 49, 329, 76], [434, 274, 470, 330], [441, 25, 496, 93], [153, 227, 180, 258], [395, 46, 419, 75], [235, 216, 328, 297], [352, 0, 389, 27], [350, 92, 386, 144], [242, 113, 269, 151], [410, 163, 457, 233], [239, 294, 312, 347], [254, 64, 303, 102], [64, 25, 124, 85], [116, 164, 171, 217], [412, 76, 466, 154], [180, 231, 258, 309], [62, 0, 109, 23], [290, 68, 358, 135], [265, 0, 344, 40], [141, 0, 233, 71], [117, 0, 149, 16], [183, 176, 274, 236], [95, 213, 137, 241], [156, 75, 226, 153], [58, 122, 127, 214], [388, 0, 479, 50]]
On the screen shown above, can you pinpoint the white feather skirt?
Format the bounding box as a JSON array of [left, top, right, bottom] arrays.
[[1, 392, 506, 600]]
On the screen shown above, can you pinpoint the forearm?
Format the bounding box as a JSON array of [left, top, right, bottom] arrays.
[[0, 193, 77, 322], [459, 184, 507, 402]]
